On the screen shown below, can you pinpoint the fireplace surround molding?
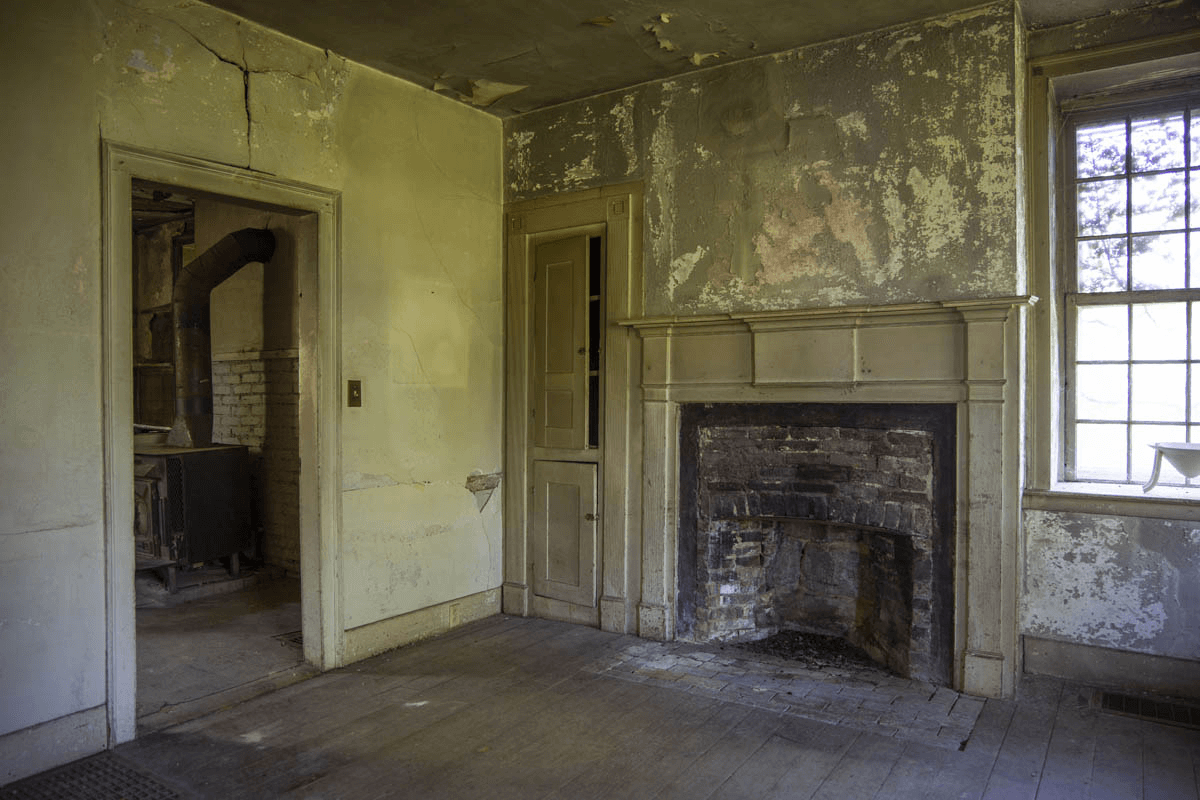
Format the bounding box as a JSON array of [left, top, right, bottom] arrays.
[[620, 296, 1034, 699]]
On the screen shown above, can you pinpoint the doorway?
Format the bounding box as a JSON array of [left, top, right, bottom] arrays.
[[503, 184, 643, 633], [102, 143, 343, 745], [129, 180, 313, 728]]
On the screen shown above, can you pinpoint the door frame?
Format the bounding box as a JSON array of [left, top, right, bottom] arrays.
[[101, 142, 343, 744], [504, 183, 643, 633]]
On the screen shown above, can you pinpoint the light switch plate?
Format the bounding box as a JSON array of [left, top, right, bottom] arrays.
[[348, 379, 362, 407]]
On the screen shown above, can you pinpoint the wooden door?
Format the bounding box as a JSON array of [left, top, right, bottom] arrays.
[[532, 235, 588, 450], [531, 460, 598, 607], [529, 232, 603, 616]]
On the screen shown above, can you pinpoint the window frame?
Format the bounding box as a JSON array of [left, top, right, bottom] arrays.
[[1060, 93, 1200, 487], [1026, 31, 1200, 507]]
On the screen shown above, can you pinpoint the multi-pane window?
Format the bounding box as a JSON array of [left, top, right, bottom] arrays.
[[1065, 95, 1200, 487]]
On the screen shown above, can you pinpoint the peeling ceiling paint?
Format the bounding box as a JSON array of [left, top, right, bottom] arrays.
[[201, 0, 1159, 116]]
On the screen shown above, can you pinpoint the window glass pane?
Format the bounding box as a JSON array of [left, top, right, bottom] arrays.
[[1132, 424, 1188, 481], [1132, 364, 1187, 422], [1131, 302, 1186, 361], [1131, 172, 1185, 232], [1074, 423, 1127, 480], [1076, 304, 1128, 361], [1077, 238, 1127, 292], [1131, 233, 1186, 290], [1076, 364, 1128, 420], [1077, 179, 1127, 236], [1190, 170, 1200, 222], [1077, 119, 1127, 178], [1192, 301, 1200, 361], [1192, 109, 1200, 167], [1131, 111, 1185, 172]]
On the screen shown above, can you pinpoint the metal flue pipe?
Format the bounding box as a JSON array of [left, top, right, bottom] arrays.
[[167, 228, 276, 448]]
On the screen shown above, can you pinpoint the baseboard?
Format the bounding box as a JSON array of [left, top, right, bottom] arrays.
[[0, 705, 106, 785], [529, 595, 600, 627], [1023, 636, 1200, 698], [342, 587, 502, 663]]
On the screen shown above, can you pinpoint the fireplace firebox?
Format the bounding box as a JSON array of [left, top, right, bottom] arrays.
[[677, 403, 956, 685]]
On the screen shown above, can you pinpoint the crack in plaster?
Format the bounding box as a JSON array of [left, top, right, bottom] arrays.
[[130, 6, 346, 171]]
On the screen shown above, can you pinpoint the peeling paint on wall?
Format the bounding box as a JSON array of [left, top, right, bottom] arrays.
[[1022, 510, 1200, 660], [608, 95, 639, 176], [504, 1, 1021, 315]]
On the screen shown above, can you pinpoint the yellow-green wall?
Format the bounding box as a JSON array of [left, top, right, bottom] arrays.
[[0, 0, 502, 774]]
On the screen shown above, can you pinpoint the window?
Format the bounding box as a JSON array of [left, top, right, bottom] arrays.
[[1064, 92, 1200, 487]]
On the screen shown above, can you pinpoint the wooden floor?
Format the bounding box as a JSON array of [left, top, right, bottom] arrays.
[[116, 615, 1200, 799]]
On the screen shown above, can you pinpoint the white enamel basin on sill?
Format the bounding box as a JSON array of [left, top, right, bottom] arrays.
[[1143, 442, 1200, 492]]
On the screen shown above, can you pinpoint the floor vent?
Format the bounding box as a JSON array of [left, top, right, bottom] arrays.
[[1095, 690, 1200, 730], [1, 752, 179, 800], [274, 629, 303, 647]]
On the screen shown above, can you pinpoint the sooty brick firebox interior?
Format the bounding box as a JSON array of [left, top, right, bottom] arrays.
[[677, 403, 956, 686]]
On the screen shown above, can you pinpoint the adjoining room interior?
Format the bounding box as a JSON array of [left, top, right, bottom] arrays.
[[130, 180, 316, 729], [2, 0, 1200, 794]]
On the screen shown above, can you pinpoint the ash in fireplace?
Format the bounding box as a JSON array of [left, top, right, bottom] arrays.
[[726, 630, 889, 674]]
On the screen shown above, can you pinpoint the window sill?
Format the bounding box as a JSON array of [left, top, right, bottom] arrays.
[[1024, 482, 1200, 520]]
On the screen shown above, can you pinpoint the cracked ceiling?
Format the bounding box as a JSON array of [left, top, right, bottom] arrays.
[[201, 0, 1157, 116]]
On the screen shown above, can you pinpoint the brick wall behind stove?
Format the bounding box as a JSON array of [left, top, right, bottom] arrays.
[[212, 355, 300, 574]]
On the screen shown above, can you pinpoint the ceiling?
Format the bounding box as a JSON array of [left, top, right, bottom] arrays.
[[205, 0, 1158, 116]]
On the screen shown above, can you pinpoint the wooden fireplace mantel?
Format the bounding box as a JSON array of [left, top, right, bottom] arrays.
[[621, 295, 1035, 699]]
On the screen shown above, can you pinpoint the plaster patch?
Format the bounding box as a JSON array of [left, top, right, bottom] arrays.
[[835, 112, 868, 141], [564, 154, 598, 185], [126, 47, 178, 83], [343, 472, 401, 492], [668, 245, 709, 300], [752, 170, 879, 287], [905, 166, 966, 256], [885, 34, 923, 60]]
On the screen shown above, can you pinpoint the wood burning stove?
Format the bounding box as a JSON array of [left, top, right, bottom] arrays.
[[134, 443, 252, 592]]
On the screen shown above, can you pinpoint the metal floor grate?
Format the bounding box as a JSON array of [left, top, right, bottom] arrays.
[[1, 752, 180, 800], [273, 629, 303, 647], [1096, 690, 1200, 730]]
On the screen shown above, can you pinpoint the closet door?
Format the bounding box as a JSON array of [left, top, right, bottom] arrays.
[[531, 460, 597, 607], [532, 235, 588, 450]]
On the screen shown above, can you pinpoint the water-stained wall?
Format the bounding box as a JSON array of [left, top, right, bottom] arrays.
[[1022, 511, 1200, 660], [506, 2, 1023, 315], [1, 0, 501, 774]]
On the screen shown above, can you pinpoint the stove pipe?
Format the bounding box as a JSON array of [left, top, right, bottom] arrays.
[[167, 228, 276, 448]]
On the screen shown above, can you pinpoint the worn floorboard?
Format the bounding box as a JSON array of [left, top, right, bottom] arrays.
[[982, 675, 1063, 799], [1035, 685, 1098, 800], [21, 616, 1196, 799]]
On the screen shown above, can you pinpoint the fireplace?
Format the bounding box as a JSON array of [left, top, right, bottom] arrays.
[[617, 296, 1031, 698], [677, 403, 955, 685]]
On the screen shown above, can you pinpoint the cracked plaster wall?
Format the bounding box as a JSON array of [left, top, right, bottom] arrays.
[[505, 2, 1023, 315], [1, 0, 502, 745], [1022, 510, 1200, 662]]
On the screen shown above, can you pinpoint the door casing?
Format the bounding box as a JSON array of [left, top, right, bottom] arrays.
[[101, 142, 343, 744], [504, 183, 643, 633]]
